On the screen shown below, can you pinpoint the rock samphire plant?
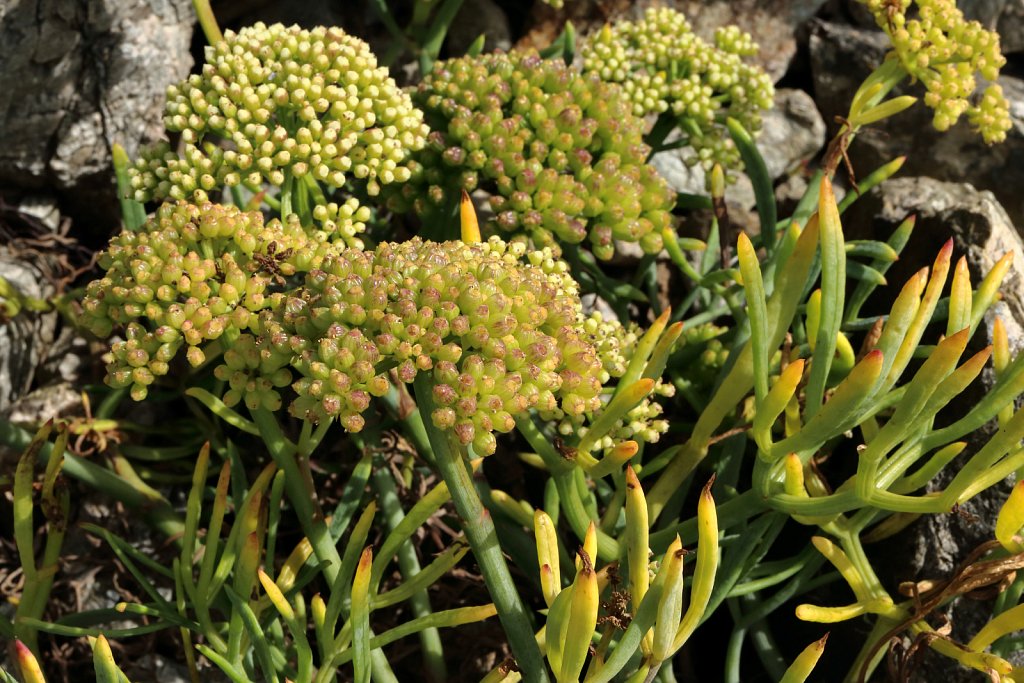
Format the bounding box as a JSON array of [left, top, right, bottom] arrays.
[[7, 1, 1024, 682], [129, 21, 429, 247], [580, 6, 775, 173], [385, 50, 677, 261], [823, 0, 1011, 178]]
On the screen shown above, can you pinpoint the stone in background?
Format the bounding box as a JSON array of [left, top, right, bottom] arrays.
[[0, 0, 194, 240]]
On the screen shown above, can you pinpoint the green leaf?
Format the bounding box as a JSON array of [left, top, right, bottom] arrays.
[[854, 95, 917, 126], [845, 215, 915, 322], [111, 143, 147, 230], [419, 0, 465, 72], [326, 502, 377, 635], [325, 605, 498, 668], [351, 547, 374, 683], [222, 586, 280, 683], [196, 645, 250, 683], [329, 450, 372, 541], [845, 260, 887, 285], [727, 118, 776, 252], [779, 635, 829, 683], [947, 256, 972, 336], [770, 351, 884, 462], [845, 240, 899, 262], [805, 177, 845, 417], [91, 635, 121, 683], [737, 232, 769, 404], [185, 387, 259, 435], [465, 33, 487, 56], [372, 542, 469, 609]]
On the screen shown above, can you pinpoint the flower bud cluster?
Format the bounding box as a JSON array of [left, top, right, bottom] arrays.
[[862, 0, 1011, 143], [82, 202, 337, 400], [384, 51, 675, 260], [129, 22, 428, 244], [239, 236, 604, 454], [580, 7, 775, 170], [549, 313, 675, 452], [680, 323, 730, 388]]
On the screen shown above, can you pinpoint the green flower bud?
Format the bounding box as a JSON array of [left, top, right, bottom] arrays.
[[385, 51, 674, 260], [862, 0, 1010, 143], [84, 201, 340, 401], [129, 22, 429, 245], [580, 7, 773, 173]]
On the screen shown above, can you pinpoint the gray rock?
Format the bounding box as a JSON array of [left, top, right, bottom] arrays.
[[0, 253, 57, 413], [0, 0, 194, 233], [16, 196, 62, 231], [999, 0, 1024, 53], [774, 171, 810, 215], [808, 19, 891, 121], [960, 0, 1007, 26], [3, 382, 82, 426], [676, 0, 830, 82], [758, 89, 827, 180], [650, 88, 825, 221], [809, 19, 1024, 233], [857, 177, 1024, 326], [649, 140, 757, 209], [847, 177, 1024, 680]]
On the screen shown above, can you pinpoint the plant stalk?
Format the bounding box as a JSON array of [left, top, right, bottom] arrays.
[[191, 0, 223, 45], [413, 375, 549, 683]]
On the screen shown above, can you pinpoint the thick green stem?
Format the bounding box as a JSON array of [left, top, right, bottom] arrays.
[[249, 408, 399, 683], [281, 170, 295, 220], [413, 375, 549, 683], [191, 0, 223, 45], [515, 414, 620, 560], [250, 408, 339, 581]]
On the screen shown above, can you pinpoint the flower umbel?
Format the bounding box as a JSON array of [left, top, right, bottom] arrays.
[[253, 237, 604, 453], [130, 22, 429, 245], [82, 202, 336, 401], [861, 0, 1011, 142], [580, 7, 775, 171], [386, 51, 675, 260]]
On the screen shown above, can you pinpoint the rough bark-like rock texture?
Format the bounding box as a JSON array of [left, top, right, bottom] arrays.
[[999, 0, 1024, 53], [0, 0, 194, 239], [677, 0, 829, 82], [847, 177, 1024, 681], [0, 254, 57, 412], [809, 19, 1024, 233]]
